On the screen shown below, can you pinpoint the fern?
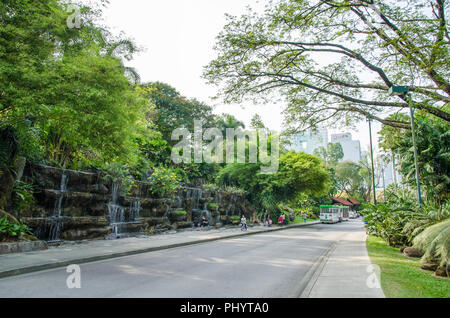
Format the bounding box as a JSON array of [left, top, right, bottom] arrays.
[[413, 219, 450, 267]]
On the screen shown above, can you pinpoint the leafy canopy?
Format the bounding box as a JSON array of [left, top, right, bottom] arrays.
[[204, 0, 450, 132]]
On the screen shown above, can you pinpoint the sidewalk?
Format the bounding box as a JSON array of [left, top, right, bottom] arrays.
[[301, 224, 385, 298], [0, 221, 319, 279]]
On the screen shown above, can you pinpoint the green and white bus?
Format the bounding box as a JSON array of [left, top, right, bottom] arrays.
[[320, 205, 349, 223]]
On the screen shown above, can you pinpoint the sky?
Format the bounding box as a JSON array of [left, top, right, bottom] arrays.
[[95, 0, 383, 153]]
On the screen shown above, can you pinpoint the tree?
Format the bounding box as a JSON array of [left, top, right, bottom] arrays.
[[314, 142, 344, 165], [335, 161, 367, 200], [215, 113, 245, 132], [395, 115, 450, 205], [204, 0, 450, 132], [0, 0, 154, 169], [144, 82, 216, 144], [216, 151, 330, 212], [250, 114, 265, 129]]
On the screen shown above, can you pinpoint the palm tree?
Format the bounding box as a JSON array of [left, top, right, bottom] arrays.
[[104, 39, 141, 84]]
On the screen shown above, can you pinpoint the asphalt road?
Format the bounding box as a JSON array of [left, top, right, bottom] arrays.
[[0, 220, 361, 298]]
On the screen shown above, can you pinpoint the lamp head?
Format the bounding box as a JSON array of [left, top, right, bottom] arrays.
[[388, 85, 409, 96]]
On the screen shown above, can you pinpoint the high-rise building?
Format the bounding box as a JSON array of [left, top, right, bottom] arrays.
[[331, 133, 361, 163], [286, 130, 363, 164], [285, 129, 328, 154]]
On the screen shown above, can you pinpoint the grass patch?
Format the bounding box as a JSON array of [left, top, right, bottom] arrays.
[[290, 215, 319, 224], [366, 235, 450, 298]]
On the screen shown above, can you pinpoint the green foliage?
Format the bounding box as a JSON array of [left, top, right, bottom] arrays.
[[314, 143, 344, 166], [204, 0, 449, 131], [214, 113, 245, 132], [177, 162, 220, 185], [207, 203, 218, 209], [12, 181, 34, 212], [103, 163, 135, 196], [203, 184, 219, 192], [335, 161, 367, 199], [395, 116, 449, 205], [173, 210, 187, 216], [379, 114, 449, 205], [1, 0, 151, 171], [250, 114, 265, 129], [0, 216, 32, 241], [223, 186, 246, 196], [143, 82, 216, 145], [146, 166, 181, 198], [216, 151, 330, 216], [362, 197, 449, 248], [413, 219, 450, 268]]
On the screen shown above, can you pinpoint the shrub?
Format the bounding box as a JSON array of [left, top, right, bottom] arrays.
[[207, 203, 218, 209], [0, 216, 32, 241], [203, 184, 218, 192], [413, 219, 450, 268], [224, 186, 246, 196], [103, 163, 135, 195], [362, 198, 449, 248], [12, 180, 34, 212], [362, 201, 421, 246], [147, 166, 181, 198]]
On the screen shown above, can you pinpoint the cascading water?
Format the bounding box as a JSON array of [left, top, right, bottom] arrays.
[[176, 189, 183, 209], [107, 182, 144, 239], [129, 183, 141, 221], [191, 188, 205, 224], [107, 182, 125, 238], [129, 200, 141, 222], [48, 172, 68, 241], [212, 191, 222, 226]]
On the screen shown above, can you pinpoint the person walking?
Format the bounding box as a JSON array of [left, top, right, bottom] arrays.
[[264, 210, 270, 226], [241, 215, 247, 231], [281, 212, 286, 225]]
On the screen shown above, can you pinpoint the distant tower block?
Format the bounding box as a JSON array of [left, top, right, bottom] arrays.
[[285, 129, 328, 154], [331, 133, 361, 163]]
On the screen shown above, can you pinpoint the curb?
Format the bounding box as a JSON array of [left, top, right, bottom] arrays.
[[0, 240, 48, 255], [298, 241, 338, 298], [0, 221, 321, 279]]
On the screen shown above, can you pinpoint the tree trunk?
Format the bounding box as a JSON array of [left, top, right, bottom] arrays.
[[391, 150, 397, 186]]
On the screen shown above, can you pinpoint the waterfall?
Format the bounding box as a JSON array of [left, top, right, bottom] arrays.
[[192, 188, 202, 210], [129, 200, 141, 222], [176, 189, 183, 209], [129, 183, 141, 222], [107, 182, 125, 238], [108, 183, 124, 223], [48, 172, 68, 241]]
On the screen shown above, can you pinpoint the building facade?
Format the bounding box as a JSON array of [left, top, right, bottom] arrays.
[[285, 129, 328, 154], [331, 133, 361, 163]]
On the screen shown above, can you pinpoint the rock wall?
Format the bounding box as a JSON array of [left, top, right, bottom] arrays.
[[17, 163, 255, 241]]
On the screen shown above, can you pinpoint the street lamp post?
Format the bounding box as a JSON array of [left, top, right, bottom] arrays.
[[382, 165, 386, 203], [367, 117, 377, 205], [388, 86, 423, 208]]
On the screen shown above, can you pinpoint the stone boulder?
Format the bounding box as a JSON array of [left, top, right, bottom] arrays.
[[435, 265, 449, 278], [403, 247, 424, 258], [421, 262, 439, 272]]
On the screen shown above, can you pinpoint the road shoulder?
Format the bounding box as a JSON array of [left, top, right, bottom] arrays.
[[301, 221, 385, 298]]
